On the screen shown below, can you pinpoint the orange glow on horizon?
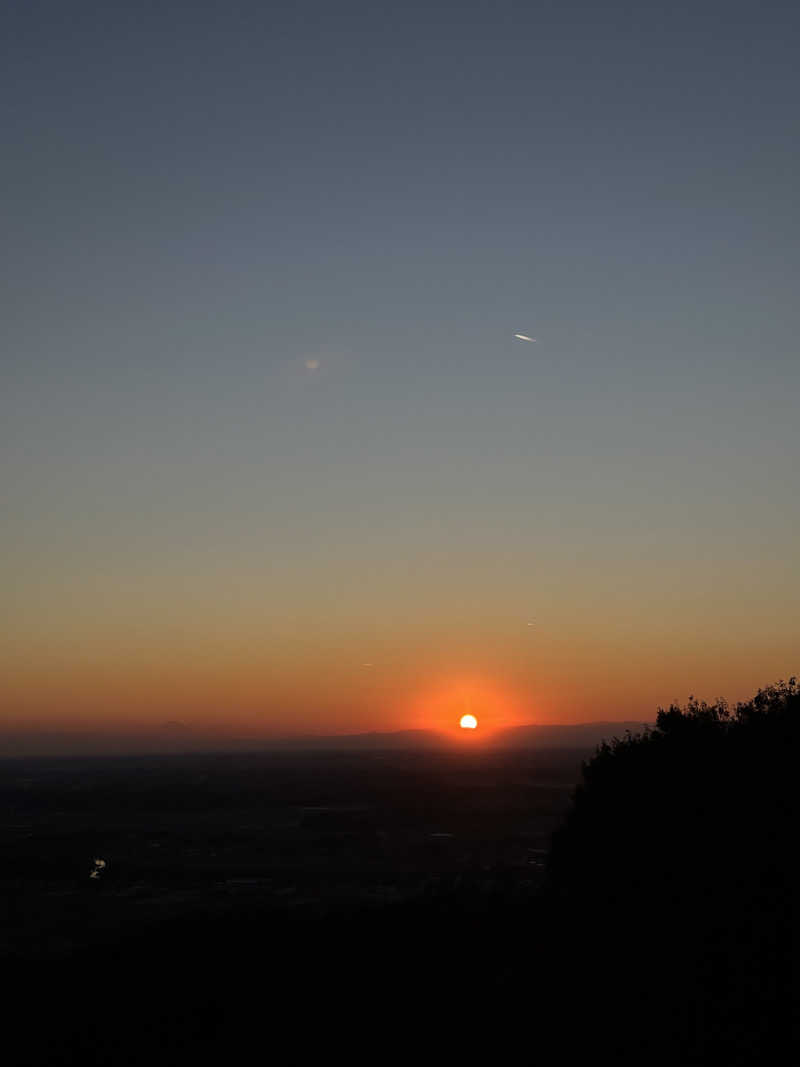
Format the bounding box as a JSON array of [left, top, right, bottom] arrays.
[[406, 674, 529, 740]]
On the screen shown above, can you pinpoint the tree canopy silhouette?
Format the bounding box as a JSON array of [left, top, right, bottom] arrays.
[[542, 678, 796, 1064]]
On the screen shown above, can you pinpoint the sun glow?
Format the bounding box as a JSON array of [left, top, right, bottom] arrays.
[[405, 675, 527, 739]]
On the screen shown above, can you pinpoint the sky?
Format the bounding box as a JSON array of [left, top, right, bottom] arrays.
[[2, 0, 798, 745]]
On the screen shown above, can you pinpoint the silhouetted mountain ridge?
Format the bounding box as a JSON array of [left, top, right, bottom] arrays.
[[276, 722, 652, 750], [0, 721, 652, 757], [490, 721, 651, 748]]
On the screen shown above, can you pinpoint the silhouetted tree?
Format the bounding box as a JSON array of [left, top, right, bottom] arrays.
[[543, 679, 796, 1064]]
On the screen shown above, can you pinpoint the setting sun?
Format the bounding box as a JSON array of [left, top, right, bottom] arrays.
[[459, 714, 478, 730]]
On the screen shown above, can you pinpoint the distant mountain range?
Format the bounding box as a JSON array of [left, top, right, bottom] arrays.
[[490, 721, 652, 749], [266, 722, 652, 751], [0, 721, 652, 758]]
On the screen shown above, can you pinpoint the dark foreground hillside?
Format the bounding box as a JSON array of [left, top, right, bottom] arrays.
[[4, 682, 795, 1064], [3, 747, 577, 1065], [545, 678, 796, 1064]]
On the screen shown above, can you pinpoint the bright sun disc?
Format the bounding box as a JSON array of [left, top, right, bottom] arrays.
[[459, 714, 478, 730]]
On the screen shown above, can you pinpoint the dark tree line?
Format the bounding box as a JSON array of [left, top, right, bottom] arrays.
[[542, 679, 796, 1063]]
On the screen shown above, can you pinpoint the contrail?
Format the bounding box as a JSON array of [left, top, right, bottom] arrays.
[[514, 333, 537, 342]]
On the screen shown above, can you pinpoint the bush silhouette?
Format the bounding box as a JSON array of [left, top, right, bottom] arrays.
[[543, 679, 796, 1064]]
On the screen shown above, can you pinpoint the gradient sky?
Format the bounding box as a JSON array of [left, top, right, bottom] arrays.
[[2, 0, 798, 741]]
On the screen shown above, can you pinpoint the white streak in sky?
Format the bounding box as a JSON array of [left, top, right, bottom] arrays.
[[514, 333, 537, 342]]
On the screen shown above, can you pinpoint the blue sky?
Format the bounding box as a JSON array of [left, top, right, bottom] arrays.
[[2, 1, 798, 736]]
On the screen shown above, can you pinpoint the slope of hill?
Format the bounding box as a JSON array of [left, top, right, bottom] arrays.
[[0, 721, 651, 757], [488, 721, 651, 749]]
